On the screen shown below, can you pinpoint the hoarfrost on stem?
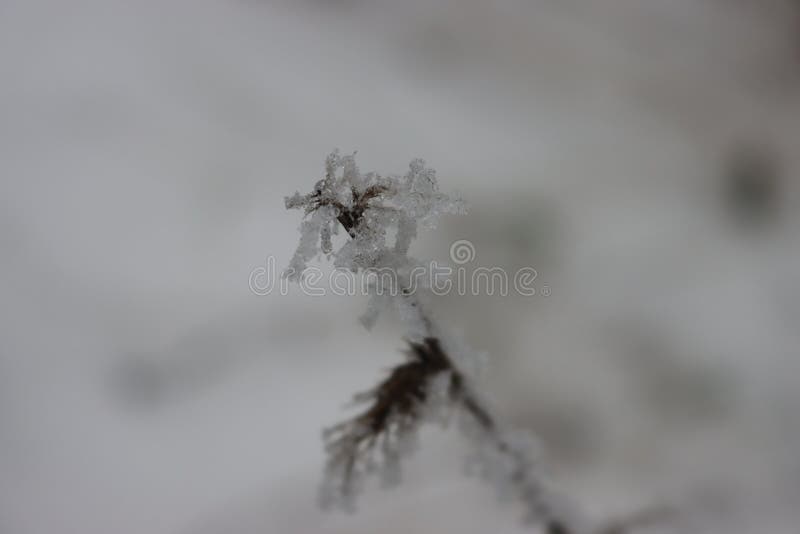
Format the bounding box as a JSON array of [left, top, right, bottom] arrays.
[[284, 152, 651, 534]]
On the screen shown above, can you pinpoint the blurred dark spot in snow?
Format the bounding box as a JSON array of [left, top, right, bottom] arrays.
[[723, 144, 781, 230], [112, 354, 169, 411]]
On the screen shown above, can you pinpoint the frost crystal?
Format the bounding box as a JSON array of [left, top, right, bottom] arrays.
[[284, 150, 465, 280], [284, 204, 338, 281]]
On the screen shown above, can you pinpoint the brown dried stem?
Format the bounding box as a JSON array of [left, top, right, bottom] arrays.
[[316, 184, 666, 534]]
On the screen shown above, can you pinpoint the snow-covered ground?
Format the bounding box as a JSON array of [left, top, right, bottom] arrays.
[[2, 1, 799, 533]]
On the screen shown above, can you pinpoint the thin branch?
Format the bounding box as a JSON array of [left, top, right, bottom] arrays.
[[288, 153, 670, 534], [326, 191, 574, 531]]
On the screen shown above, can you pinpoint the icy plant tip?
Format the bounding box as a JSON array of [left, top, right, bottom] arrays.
[[284, 150, 465, 281]]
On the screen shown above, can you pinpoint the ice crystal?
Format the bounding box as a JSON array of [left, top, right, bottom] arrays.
[[284, 150, 465, 279], [284, 204, 338, 281]]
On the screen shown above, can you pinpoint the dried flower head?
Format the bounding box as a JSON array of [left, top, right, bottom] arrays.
[[284, 150, 464, 280]]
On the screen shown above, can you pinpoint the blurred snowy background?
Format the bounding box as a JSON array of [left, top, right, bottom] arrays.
[[2, 1, 800, 533]]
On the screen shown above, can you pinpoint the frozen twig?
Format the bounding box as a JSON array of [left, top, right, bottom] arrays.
[[284, 151, 666, 534]]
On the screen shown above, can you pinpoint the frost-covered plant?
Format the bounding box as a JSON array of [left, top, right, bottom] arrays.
[[284, 152, 664, 534]]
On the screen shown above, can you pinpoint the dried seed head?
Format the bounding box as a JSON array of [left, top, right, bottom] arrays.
[[319, 338, 459, 511]]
